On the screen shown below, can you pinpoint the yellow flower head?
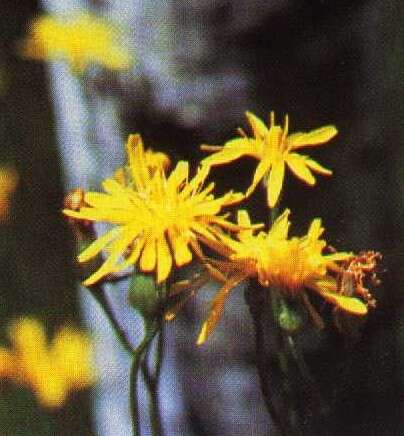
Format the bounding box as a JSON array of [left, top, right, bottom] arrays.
[[0, 167, 18, 222], [22, 12, 132, 73], [197, 209, 368, 345], [202, 111, 337, 208], [64, 134, 244, 286], [0, 317, 94, 408]]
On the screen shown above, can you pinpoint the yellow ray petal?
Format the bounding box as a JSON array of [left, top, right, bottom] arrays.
[[156, 235, 172, 283], [316, 289, 368, 315], [63, 207, 136, 224], [288, 125, 337, 149], [112, 236, 146, 272], [140, 236, 157, 272], [85, 192, 132, 209], [245, 156, 272, 197], [306, 218, 324, 241], [201, 138, 259, 167], [285, 153, 316, 185], [167, 228, 193, 266], [102, 178, 130, 196], [83, 226, 136, 286], [237, 210, 254, 240], [167, 161, 189, 193], [267, 160, 285, 208], [269, 209, 291, 240], [245, 111, 269, 138], [304, 158, 333, 176], [197, 273, 247, 345], [78, 226, 122, 263]]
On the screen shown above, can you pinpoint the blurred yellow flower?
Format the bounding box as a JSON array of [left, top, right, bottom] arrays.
[[202, 112, 336, 208], [22, 12, 131, 72], [0, 317, 94, 408], [0, 167, 18, 222], [64, 134, 243, 285], [197, 209, 368, 345]]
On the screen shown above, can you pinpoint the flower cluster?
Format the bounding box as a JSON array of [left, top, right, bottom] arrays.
[[0, 317, 95, 408], [196, 209, 368, 344], [64, 111, 379, 345]]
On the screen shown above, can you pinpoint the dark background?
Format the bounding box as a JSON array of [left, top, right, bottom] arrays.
[[0, 0, 403, 434]]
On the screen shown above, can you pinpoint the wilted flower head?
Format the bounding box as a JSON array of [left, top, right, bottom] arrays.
[[64, 134, 244, 286], [21, 12, 132, 73], [202, 111, 336, 208], [196, 209, 369, 345], [0, 317, 94, 408]]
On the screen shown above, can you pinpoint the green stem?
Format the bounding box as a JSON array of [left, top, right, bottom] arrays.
[[130, 322, 158, 436], [86, 286, 134, 354], [141, 322, 164, 436], [285, 335, 328, 416], [245, 285, 288, 435]]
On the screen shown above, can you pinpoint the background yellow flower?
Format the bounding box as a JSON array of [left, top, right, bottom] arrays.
[[0, 317, 94, 408], [21, 12, 132, 73]]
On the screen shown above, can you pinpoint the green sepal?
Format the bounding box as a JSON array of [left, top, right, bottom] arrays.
[[128, 272, 164, 322]]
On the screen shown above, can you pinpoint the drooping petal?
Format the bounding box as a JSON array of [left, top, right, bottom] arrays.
[[196, 272, 247, 345], [288, 125, 337, 149], [285, 153, 316, 185], [267, 160, 285, 208]]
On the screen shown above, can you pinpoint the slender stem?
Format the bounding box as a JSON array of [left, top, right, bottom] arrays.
[[150, 322, 164, 436], [245, 285, 288, 435], [141, 314, 164, 436], [86, 285, 134, 354], [285, 335, 328, 416], [254, 309, 288, 435], [130, 322, 158, 436]]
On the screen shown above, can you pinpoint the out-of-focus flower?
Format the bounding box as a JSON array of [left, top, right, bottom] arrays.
[[0, 167, 18, 222], [0, 317, 95, 408], [202, 111, 336, 208], [21, 12, 132, 73], [64, 134, 244, 286], [196, 209, 369, 345]]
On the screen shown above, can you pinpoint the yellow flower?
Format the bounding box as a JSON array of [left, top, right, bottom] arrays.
[[197, 209, 368, 345], [201, 111, 337, 208], [64, 134, 243, 286], [0, 167, 18, 222], [22, 12, 131, 73], [0, 317, 94, 408]]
